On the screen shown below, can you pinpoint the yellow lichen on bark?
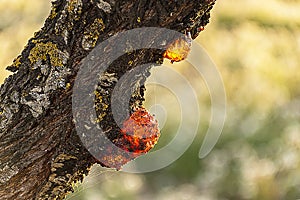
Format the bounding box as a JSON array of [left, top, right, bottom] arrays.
[[28, 42, 68, 67]]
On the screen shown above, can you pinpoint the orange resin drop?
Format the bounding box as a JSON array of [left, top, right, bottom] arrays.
[[119, 108, 160, 154], [163, 36, 191, 63]]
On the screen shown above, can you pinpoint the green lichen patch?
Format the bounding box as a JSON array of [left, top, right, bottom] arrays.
[[94, 90, 109, 122], [49, 7, 58, 20], [53, 0, 83, 43], [94, 91, 109, 112], [12, 56, 21, 69], [67, 0, 83, 20], [28, 42, 68, 67], [38, 154, 80, 200], [137, 17, 141, 23], [93, 72, 117, 123], [82, 18, 105, 50], [6, 55, 22, 72], [17, 41, 71, 118]]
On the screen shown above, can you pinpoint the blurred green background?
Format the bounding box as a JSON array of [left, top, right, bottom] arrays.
[[1, 0, 300, 199]]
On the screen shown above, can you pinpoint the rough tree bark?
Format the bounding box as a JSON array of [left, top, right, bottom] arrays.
[[0, 0, 216, 199]]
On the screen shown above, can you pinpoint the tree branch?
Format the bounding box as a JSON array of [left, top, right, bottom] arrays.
[[0, 0, 216, 199]]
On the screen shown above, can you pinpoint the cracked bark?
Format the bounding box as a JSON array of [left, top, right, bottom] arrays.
[[0, 0, 216, 199]]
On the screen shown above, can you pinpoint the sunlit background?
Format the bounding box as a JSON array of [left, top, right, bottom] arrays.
[[1, 0, 300, 199]]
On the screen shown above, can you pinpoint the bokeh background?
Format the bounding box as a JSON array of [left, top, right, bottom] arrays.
[[1, 0, 300, 199]]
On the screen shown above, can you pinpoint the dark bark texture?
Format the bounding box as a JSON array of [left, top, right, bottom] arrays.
[[0, 0, 216, 199]]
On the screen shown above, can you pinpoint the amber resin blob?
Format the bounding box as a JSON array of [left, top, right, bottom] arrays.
[[163, 34, 192, 63], [118, 108, 160, 154]]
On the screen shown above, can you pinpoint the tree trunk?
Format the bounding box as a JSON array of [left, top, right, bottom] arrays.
[[0, 0, 216, 199]]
